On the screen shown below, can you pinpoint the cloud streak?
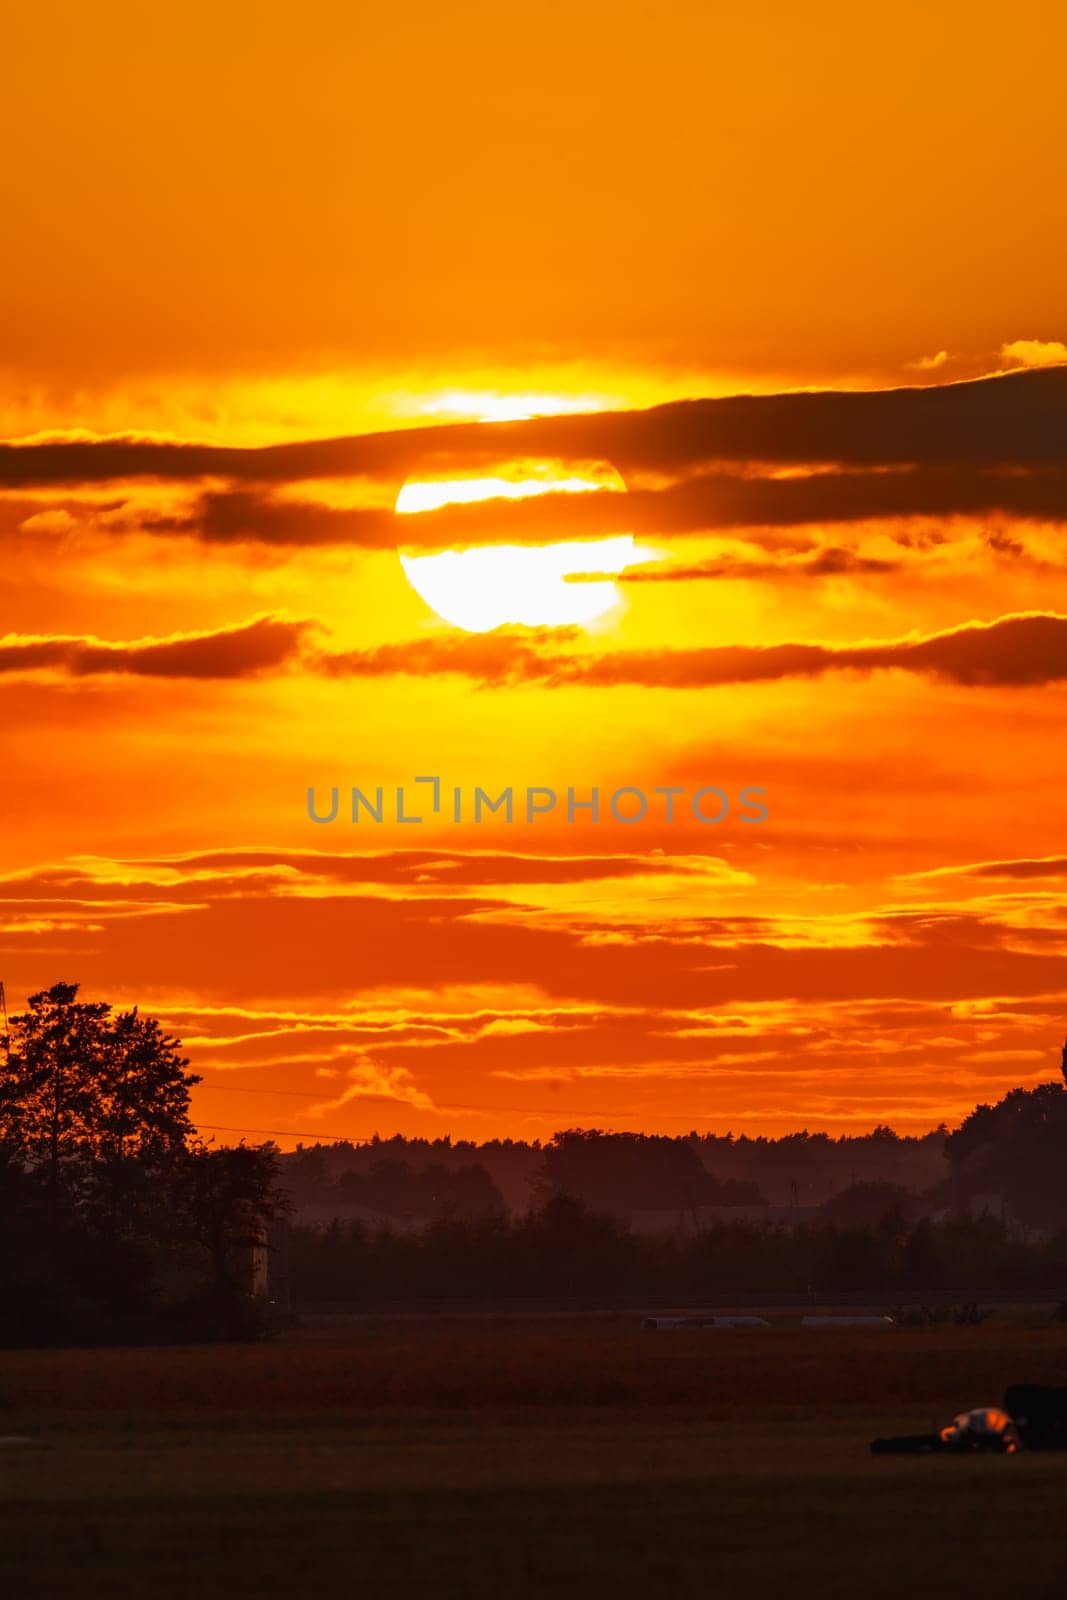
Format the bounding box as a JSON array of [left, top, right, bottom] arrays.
[[902, 856, 1067, 883], [8, 608, 1067, 692], [320, 611, 1067, 691], [600, 547, 899, 583], [0, 614, 309, 679]]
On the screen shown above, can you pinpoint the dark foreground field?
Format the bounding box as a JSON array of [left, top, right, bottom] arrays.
[[1, 1318, 1065, 1599]]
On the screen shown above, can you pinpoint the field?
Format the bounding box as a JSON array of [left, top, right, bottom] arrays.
[[2, 1317, 1066, 1599]]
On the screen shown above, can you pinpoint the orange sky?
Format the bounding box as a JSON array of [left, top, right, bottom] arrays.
[[2, 2, 1067, 1145]]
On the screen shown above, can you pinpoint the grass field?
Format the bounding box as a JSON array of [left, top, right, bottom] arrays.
[[2, 1318, 1065, 1598]]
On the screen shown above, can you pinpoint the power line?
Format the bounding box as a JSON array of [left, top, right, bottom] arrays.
[[195, 1121, 375, 1145], [196, 1080, 372, 1101]]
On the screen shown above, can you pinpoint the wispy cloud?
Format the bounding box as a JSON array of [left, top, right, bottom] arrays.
[[907, 350, 949, 371], [1001, 338, 1067, 369], [599, 547, 899, 583], [306, 1060, 436, 1116], [319, 611, 1067, 691], [0, 614, 311, 679], [900, 856, 1067, 883]]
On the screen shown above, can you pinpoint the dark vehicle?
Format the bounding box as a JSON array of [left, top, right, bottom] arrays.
[[1002, 1384, 1067, 1451]]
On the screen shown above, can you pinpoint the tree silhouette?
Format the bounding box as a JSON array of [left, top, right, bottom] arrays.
[[945, 1080, 1067, 1229], [535, 1129, 762, 1222], [0, 983, 199, 1191], [0, 982, 290, 1344]]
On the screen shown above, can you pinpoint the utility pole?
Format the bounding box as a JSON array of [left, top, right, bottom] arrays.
[[0, 979, 8, 1064]]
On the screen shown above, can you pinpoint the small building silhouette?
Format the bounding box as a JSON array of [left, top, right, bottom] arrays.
[[251, 1216, 291, 1312]]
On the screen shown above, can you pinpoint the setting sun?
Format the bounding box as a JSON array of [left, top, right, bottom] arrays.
[[394, 455, 655, 630]]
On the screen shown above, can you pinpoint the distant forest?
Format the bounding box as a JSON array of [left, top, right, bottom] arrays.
[[281, 1124, 951, 1225], [287, 1086, 1067, 1306]]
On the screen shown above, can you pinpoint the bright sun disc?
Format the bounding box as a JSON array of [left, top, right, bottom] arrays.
[[396, 457, 651, 632]]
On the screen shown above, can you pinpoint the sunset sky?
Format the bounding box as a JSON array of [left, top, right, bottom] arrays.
[[3, 1, 1067, 1144]]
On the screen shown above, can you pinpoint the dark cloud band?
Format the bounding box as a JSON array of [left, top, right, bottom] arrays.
[[3, 368, 1066, 497], [0, 615, 309, 679], [319, 611, 1067, 690], [6, 608, 1067, 691]]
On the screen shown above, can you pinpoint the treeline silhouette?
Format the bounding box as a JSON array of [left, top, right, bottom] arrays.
[[291, 1197, 1067, 1305], [283, 1131, 765, 1223], [280, 1092, 1067, 1234], [281, 1124, 947, 1221], [285, 1072, 1067, 1305]]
